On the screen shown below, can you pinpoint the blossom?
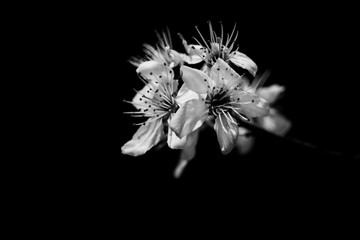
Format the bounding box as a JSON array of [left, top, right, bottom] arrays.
[[170, 58, 270, 155], [121, 62, 197, 156], [179, 22, 258, 77]]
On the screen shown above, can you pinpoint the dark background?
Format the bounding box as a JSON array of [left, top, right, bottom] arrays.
[[69, 3, 359, 207]]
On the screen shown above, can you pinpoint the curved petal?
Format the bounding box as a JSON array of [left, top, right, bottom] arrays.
[[169, 50, 184, 67], [121, 118, 164, 156], [173, 130, 200, 178], [214, 113, 239, 155], [229, 51, 258, 77], [169, 99, 208, 138], [233, 91, 270, 118], [179, 34, 205, 64], [210, 58, 246, 89], [180, 53, 204, 64], [136, 60, 174, 81], [258, 84, 285, 104], [175, 84, 200, 106], [181, 65, 211, 94], [258, 110, 292, 136], [167, 129, 187, 149]]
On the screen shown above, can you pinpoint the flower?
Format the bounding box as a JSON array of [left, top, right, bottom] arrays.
[[179, 22, 258, 77], [170, 58, 270, 156], [121, 62, 197, 156]]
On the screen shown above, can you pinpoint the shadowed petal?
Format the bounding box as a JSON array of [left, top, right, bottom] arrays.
[[169, 99, 208, 138], [181, 65, 211, 94], [121, 119, 164, 156], [214, 113, 239, 155], [229, 51, 258, 77], [174, 130, 200, 178]]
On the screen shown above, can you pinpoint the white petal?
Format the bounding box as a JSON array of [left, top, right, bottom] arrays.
[[181, 65, 211, 94], [229, 51, 258, 77], [214, 113, 239, 155], [210, 58, 247, 89], [131, 82, 157, 108], [167, 129, 187, 149], [136, 60, 174, 81], [175, 84, 200, 106], [258, 84, 285, 104], [234, 91, 270, 118], [121, 119, 164, 156], [169, 99, 208, 138], [180, 53, 204, 64], [173, 130, 200, 178], [258, 110, 292, 136], [169, 50, 184, 67], [179, 35, 205, 64]]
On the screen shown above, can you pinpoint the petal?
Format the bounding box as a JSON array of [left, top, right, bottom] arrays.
[[210, 58, 247, 89], [136, 60, 174, 81], [180, 53, 204, 64], [229, 51, 258, 77], [167, 129, 187, 149], [173, 130, 200, 178], [181, 65, 211, 94], [132, 82, 157, 108], [175, 84, 200, 106], [258, 110, 292, 136], [121, 118, 164, 156], [169, 99, 208, 138], [179, 34, 205, 64], [233, 91, 270, 118], [214, 113, 239, 155], [258, 84, 285, 104]]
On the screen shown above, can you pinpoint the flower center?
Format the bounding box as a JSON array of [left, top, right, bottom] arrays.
[[206, 86, 232, 116]]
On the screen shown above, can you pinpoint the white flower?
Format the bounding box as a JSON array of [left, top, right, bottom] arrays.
[[179, 22, 258, 77], [170, 58, 269, 155], [121, 62, 198, 156]]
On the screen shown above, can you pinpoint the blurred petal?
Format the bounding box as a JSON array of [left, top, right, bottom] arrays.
[[181, 65, 211, 94], [236, 134, 254, 155], [121, 119, 164, 156], [234, 91, 270, 118], [258, 84, 285, 104], [229, 51, 258, 77], [210, 58, 246, 89], [136, 60, 174, 81], [173, 130, 200, 178], [259, 110, 292, 136], [169, 99, 208, 138], [214, 113, 239, 155]]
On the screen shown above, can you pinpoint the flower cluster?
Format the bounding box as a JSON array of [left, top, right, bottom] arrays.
[[122, 22, 291, 178]]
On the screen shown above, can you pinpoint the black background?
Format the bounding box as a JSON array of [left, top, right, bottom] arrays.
[[65, 3, 359, 211]]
